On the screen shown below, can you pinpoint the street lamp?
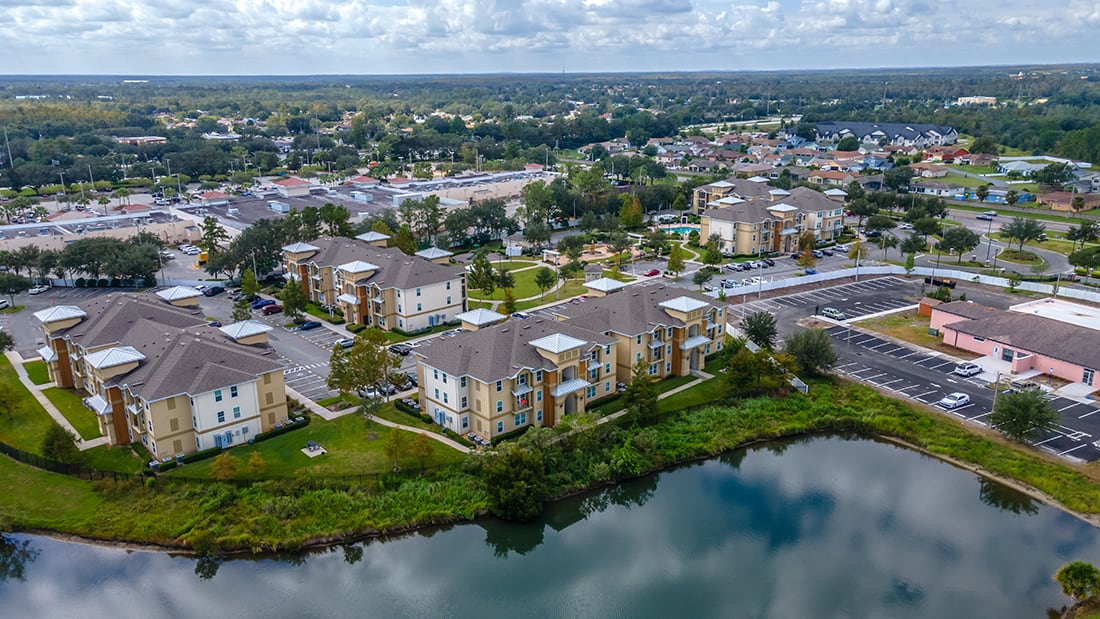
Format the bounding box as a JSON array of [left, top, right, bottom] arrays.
[[984, 216, 995, 262]]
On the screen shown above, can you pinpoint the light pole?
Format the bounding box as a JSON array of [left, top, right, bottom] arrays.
[[57, 171, 66, 212], [991, 370, 1002, 416], [984, 216, 995, 262]]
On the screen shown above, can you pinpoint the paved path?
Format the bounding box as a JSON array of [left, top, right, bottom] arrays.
[[597, 371, 715, 425], [4, 350, 108, 451]]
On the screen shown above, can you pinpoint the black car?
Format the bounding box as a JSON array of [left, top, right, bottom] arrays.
[[762, 258, 776, 267], [404, 372, 418, 387], [202, 286, 225, 297], [389, 344, 412, 356], [297, 320, 322, 331]]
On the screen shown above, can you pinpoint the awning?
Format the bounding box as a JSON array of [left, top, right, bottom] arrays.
[[337, 293, 359, 305], [649, 339, 665, 349], [551, 378, 590, 398], [84, 394, 111, 415], [680, 335, 711, 351], [37, 346, 57, 363], [511, 384, 533, 396]]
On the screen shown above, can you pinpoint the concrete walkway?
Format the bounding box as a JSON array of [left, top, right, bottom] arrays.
[[287, 385, 472, 454], [597, 370, 715, 426], [4, 350, 108, 451]]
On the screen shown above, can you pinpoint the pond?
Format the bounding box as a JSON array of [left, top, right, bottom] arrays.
[[1, 436, 1094, 618]]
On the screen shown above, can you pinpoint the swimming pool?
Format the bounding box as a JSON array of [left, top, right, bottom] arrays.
[[665, 226, 700, 235]]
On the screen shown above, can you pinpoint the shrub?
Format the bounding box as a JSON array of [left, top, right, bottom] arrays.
[[181, 446, 223, 464], [394, 399, 421, 417], [75, 278, 85, 288], [98, 278, 109, 287], [420, 413, 434, 424], [490, 424, 532, 446], [253, 415, 311, 442], [346, 323, 366, 334]]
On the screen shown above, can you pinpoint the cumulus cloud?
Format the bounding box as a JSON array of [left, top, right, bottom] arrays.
[[0, 0, 1093, 73]]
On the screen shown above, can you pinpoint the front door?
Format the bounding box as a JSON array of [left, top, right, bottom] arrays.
[[1085, 368, 1095, 387]]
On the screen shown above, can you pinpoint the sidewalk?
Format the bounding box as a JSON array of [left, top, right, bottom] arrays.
[[4, 350, 108, 451], [597, 370, 714, 426]]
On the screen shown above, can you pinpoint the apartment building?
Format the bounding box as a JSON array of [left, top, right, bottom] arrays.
[[282, 236, 466, 332], [692, 176, 789, 213], [415, 284, 724, 440], [700, 187, 845, 256], [34, 293, 288, 459]]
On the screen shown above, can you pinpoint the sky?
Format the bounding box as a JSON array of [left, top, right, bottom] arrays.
[[2, 0, 1098, 75]]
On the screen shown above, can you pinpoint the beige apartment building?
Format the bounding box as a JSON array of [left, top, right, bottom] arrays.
[[692, 176, 790, 213], [34, 292, 288, 459], [415, 284, 724, 440], [700, 186, 845, 256], [282, 236, 466, 333]]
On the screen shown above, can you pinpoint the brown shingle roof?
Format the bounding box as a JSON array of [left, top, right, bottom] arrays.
[[948, 312, 1100, 370], [297, 238, 464, 290], [552, 283, 719, 336]]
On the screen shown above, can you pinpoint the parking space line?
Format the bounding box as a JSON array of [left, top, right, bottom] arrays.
[[928, 360, 952, 370], [1034, 435, 1064, 446], [879, 378, 904, 388], [914, 390, 938, 400], [1079, 409, 1100, 419], [1058, 403, 1079, 413], [863, 372, 887, 381]]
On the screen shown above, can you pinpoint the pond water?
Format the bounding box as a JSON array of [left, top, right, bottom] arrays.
[[1, 436, 1095, 618]]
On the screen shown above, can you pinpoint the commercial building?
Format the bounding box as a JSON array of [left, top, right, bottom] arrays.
[[282, 236, 466, 332], [34, 292, 289, 459], [414, 284, 724, 439], [699, 186, 845, 256]]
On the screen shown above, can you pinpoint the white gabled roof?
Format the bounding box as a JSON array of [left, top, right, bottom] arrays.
[[768, 188, 791, 196], [337, 293, 359, 305], [32, 305, 87, 324], [658, 296, 710, 313], [355, 231, 391, 242], [415, 247, 453, 260], [219, 320, 273, 340], [747, 176, 770, 183], [282, 242, 319, 253], [584, 277, 626, 293], [456, 308, 506, 326], [84, 346, 145, 370], [824, 188, 848, 196], [715, 196, 745, 205], [710, 181, 734, 188], [337, 260, 381, 273], [37, 346, 57, 363], [551, 378, 591, 398], [529, 333, 588, 354], [767, 203, 798, 213], [155, 285, 202, 301]]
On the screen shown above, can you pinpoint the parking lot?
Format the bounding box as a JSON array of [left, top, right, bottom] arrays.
[[826, 324, 1100, 462], [730, 276, 919, 320]]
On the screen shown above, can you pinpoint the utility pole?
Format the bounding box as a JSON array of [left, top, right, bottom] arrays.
[[2, 125, 12, 169]]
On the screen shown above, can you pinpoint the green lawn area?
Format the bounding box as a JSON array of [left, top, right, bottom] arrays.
[[658, 375, 727, 412], [470, 266, 548, 300], [855, 311, 979, 357], [0, 455, 104, 527], [0, 304, 25, 315], [997, 249, 1043, 264], [513, 278, 589, 310], [23, 360, 50, 385], [79, 445, 147, 473], [42, 388, 101, 441], [166, 412, 465, 479], [0, 356, 57, 453]]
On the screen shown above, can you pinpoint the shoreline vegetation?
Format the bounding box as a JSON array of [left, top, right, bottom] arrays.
[[5, 377, 1100, 554]]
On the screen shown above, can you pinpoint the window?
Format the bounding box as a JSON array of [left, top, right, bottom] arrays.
[[497, 421, 504, 434], [536, 390, 542, 402], [398, 305, 403, 313], [666, 327, 673, 338], [973, 336, 986, 342], [214, 390, 223, 402], [514, 412, 527, 426], [496, 400, 503, 413], [230, 386, 238, 398], [536, 410, 543, 422], [169, 418, 179, 432], [605, 381, 611, 392], [604, 345, 611, 355], [588, 367, 599, 382], [266, 392, 274, 404], [461, 396, 468, 408], [434, 388, 440, 399], [233, 406, 241, 419], [166, 399, 176, 411], [666, 362, 672, 373], [216, 411, 225, 423], [242, 426, 248, 435], [443, 393, 449, 404], [496, 380, 502, 392], [196, 438, 201, 450], [434, 369, 439, 380], [605, 363, 611, 374], [535, 370, 542, 382], [446, 296, 451, 304], [416, 288, 421, 297], [666, 345, 672, 354], [586, 386, 596, 398], [649, 364, 658, 375], [460, 376, 467, 388], [417, 303, 422, 312], [636, 352, 642, 362], [636, 335, 642, 345], [518, 374, 527, 385], [590, 350, 599, 361], [442, 373, 448, 384], [462, 416, 469, 429], [446, 281, 451, 290]]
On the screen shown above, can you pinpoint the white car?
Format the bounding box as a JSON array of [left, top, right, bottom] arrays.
[[954, 362, 982, 377], [28, 284, 51, 295], [939, 392, 970, 409]]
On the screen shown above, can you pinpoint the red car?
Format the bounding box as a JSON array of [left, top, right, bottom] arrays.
[[261, 304, 283, 315], [643, 269, 661, 277]]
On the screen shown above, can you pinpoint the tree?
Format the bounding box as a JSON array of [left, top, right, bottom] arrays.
[[393, 225, 418, 255], [968, 135, 999, 155], [836, 136, 860, 152], [692, 269, 712, 291], [900, 232, 926, 259], [523, 220, 551, 250], [939, 226, 981, 263], [1032, 162, 1075, 188], [409, 433, 435, 471], [534, 267, 556, 298], [0, 382, 19, 419], [609, 232, 633, 269], [1005, 189, 1018, 207], [618, 195, 644, 230], [623, 358, 658, 424], [0, 331, 13, 354], [1067, 221, 1099, 253], [1055, 561, 1100, 602], [797, 231, 817, 268], [41, 423, 78, 463], [246, 451, 266, 477], [482, 442, 547, 521], [784, 328, 837, 376], [326, 327, 400, 397], [875, 233, 898, 260], [199, 215, 229, 254], [1000, 217, 1046, 251], [211, 452, 240, 481], [667, 243, 685, 274], [495, 266, 515, 291], [281, 280, 308, 320], [0, 531, 39, 583], [990, 389, 1058, 442], [382, 427, 406, 472], [0, 272, 31, 306], [883, 166, 914, 192], [231, 298, 252, 322], [672, 194, 688, 211], [1072, 195, 1086, 213], [741, 310, 778, 351], [501, 288, 517, 314], [467, 251, 497, 298], [725, 345, 795, 398], [975, 184, 990, 203]]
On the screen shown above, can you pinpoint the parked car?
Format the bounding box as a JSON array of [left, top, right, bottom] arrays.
[[939, 392, 971, 409], [261, 304, 283, 315], [821, 307, 845, 320], [404, 372, 419, 388], [975, 213, 994, 221], [643, 268, 661, 277], [202, 286, 225, 297], [401, 398, 421, 411], [812, 250, 824, 259], [954, 362, 983, 377], [207, 320, 222, 328], [805, 267, 818, 275], [820, 249, 834, 257], [0, 299, 9, 310], [389, 344, 412, 356], [833, 244, 849, 253], [297, 320, 322, 331], [251, 299, 276, 310], [28, 284, 51, 295], [762, 258, 776, 267], [512, 311, 531, 319], [335, 338, 355, 349], [375, 382, 397, 396]]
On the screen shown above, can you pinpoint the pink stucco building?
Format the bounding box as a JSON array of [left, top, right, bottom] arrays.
[[930, 301, 1100, 388]]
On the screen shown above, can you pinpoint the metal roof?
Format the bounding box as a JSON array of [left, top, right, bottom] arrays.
[[155, 286, 202, 301], [85, 346, 146, 370], [33, 305, 87, 324], [529, 333, 588, 354], [219, 320, 274, 340]]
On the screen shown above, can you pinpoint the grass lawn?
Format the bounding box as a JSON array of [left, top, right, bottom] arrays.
[[166, 412, 465, 479], [23, 360, 50, 385], [513, 278, 588, 310], [0, 304, 25, 314], [0, 356, 57, 453], [79, 445, 147, 473], [656, 374, 696, 395], [657, 375, 727, 412], [0, 455, 104, 527], [855, 311, 981, 357], [470, 267, 547, 300], [997, 249, 1043, 264], [42, 388, 101, 440]]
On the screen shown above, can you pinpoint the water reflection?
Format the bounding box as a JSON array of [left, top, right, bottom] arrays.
[[978, 476, 1039, 515], [1, 436, 1096, 618], [0, 533, 38, 583]]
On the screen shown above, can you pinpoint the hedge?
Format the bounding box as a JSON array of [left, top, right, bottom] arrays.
[[253, 414, 311, 443], [182, 446, 223, 464], [346, 324, 366, 334], [419, 413, 433, 424], [394, 399, 422, 418], [75, 278, 86, 288], [490, 424, 532, 446]]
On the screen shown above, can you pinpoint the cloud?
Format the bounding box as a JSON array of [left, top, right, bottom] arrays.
[[0, 0, 1093, 74]]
